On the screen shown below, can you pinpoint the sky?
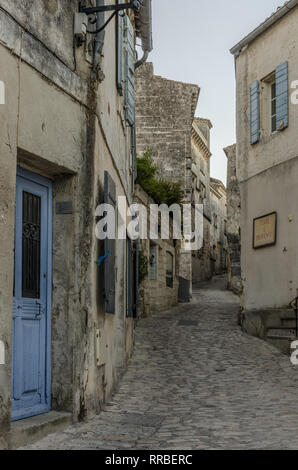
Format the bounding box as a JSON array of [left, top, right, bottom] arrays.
[[148, 0, 283, 184]]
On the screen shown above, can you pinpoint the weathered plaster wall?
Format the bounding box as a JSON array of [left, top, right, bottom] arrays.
[[0, 0, 136, 448], [235, 6, 298, 184], [224, 144, 242, 295], [0, 46, 18, 449], [241, 157, 298, 310], [235, 6, 298, 312], [0, 0, 78, 70]]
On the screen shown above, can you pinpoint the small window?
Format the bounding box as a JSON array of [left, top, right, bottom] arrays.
[[149, 244, 157, 280], [270, 80, 277, 133], [166, 252, 174, 288]]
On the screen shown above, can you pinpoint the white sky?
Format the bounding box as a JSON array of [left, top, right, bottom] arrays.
[[148, 0, 284, 185]]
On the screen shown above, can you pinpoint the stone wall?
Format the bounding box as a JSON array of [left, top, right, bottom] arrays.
[[224, 145, 242, 294], [135, 63, 199, 299], [134, 185, 180, 316], [191, 118, 213, 283], [210, 179, 228, 276]]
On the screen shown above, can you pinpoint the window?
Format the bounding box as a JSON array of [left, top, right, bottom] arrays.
[[149, 244, 157, 280], [166, 252, 174, 288], [270, 80, 277, 133], [251, 61, 289, 143]]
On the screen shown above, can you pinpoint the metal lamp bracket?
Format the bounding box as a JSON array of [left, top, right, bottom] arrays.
[[79, 1, 143, 15]]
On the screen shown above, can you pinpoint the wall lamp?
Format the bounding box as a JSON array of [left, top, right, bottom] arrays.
[[75, 1, 143, 46]]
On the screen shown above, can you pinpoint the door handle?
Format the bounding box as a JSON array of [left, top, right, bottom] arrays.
[[36, 302, 42, 319]]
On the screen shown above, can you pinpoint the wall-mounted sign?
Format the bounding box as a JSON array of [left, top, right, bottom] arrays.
[[253, 212, 277, 249], [56, 201, 73, 214]]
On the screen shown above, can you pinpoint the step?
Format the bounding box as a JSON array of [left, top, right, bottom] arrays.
[[281, 318, 298, 327], [267, 327, 297, 340], [9, 410, 72, 449]]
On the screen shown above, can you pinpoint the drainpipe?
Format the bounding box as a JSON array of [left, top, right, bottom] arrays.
[[93, 0, 105, 72], [135, 50, 149, 70], [135, 0, 153, 69]]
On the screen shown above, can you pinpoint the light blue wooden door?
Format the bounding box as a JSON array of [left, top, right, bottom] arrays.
[[12, 168, 52, 421]]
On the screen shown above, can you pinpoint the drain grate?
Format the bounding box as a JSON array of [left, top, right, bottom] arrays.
[[178, 320, 198, 327]]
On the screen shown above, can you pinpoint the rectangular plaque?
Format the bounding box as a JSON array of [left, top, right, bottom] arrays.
[[56, 202, 73, 215], [253, 212, 277, 249]]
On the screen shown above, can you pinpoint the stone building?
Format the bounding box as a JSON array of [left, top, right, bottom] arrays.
[[230, 0, 298, 352], [0, 0, 152, 449], [210, 179, 228, 276], [224, 144, 242, 295], [191, 118, 213, 283], [135, 63, 199, 302], [134, 185, 180, 316]]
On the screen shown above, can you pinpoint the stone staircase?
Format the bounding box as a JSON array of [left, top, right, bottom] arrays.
[[267, 315, 298, 355]]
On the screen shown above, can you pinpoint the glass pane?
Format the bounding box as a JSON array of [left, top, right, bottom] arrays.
[[22, 192, 41, 298], [271, 82, 276, 99]]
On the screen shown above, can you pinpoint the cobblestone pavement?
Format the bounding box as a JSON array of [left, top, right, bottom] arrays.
[[23, 276, 298, 450]]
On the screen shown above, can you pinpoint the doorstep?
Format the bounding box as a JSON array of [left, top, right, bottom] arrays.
[[9, 411, 72, 449]]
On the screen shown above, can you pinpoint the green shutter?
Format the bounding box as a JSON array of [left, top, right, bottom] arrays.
[[117, 12, 124, 95], [276, 61, 289, 131], [250, 80, 260, 144], [124, 15, 135, 126], [104, 171, 116, 315]]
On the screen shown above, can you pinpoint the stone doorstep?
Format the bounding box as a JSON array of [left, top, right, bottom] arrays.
[[9, 411, 72, 450], [267, 328, 297, 340]]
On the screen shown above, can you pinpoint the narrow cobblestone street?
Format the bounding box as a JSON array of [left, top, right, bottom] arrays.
[[24, 276, 298, 450]]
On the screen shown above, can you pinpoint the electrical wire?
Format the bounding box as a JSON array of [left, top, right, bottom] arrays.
[[86, 10, 117, 34]]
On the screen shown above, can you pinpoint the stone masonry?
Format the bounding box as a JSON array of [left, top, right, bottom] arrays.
[[134, 185, 180, 316], [22, 276, 298, 450], [135, 62, 199, 300], [224, 144, 242, 295]]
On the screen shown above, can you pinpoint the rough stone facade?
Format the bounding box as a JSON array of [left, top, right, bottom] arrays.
[[210, 179, 228, 276], [135, 63, 199, 301], [0, 0, 148, 448], [224, 145, 242, 295], [191, 118, 213, 283], [134, 185, 180, 316]]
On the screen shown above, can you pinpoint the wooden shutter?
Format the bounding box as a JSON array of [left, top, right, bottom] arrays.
[[104, 171, 116, 314], [250, 80, 260, 144], [133, 240, 139, 318], [117, 12, 124, 95], [276, 61, 289, 131], [126, 239, 139, 318], [126, 237, 132, 317], [124, 14, 135, 126]]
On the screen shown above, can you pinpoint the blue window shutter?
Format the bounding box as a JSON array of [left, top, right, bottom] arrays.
[[132, 124, 137, 190], [104, 171, 116, 314], [117, 12, 124, 95], [124, 15, 135, 126], [276, 61, 289, 131], [250, 80, 260, 144]]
